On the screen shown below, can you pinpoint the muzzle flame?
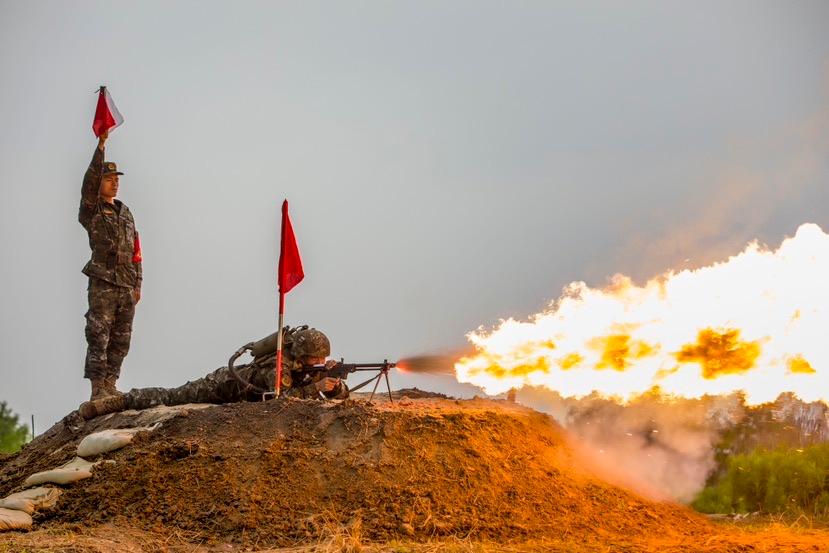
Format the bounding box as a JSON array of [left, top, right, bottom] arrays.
[[455, 224, 829, 405]]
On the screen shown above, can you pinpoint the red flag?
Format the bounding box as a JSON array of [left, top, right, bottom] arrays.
[[278, 200, 304, 294], [92, 86, 124, 137]]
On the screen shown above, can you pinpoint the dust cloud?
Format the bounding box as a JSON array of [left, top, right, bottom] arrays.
[[517, 387, 745, 502]]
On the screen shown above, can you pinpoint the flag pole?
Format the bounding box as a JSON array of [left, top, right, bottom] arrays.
[[274, 199, 303, 398], [275, 292, 285, 396]]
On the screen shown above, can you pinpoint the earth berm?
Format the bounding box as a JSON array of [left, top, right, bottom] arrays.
[[1, 393, 827, 552]]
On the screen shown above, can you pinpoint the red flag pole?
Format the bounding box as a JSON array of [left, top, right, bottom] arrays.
[[274, 199, 304, 397], [275, 291, 285, 396]]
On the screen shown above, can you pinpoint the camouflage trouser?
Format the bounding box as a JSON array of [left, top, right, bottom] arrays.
[[123, 358, 347, 410], [84, 277, 136, 380], [125, 362, 275, 410]]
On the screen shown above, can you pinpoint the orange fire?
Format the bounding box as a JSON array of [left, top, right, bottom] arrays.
[[455, 224, 829, 405]]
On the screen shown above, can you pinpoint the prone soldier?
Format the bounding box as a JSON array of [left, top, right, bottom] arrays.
[[79, 326, 347, 419], [79, 130, 142, 400]]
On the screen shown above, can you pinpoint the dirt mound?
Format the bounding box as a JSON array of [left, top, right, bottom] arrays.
[[1, 397, 717, 549], [3, 399, 829, 552]]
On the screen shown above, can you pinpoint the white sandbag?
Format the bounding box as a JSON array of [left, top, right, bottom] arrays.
[[0, 508, 32, 531], [23, 457, 96, 487], [76, 424, 160, 457], [127, 403, 213, 426], [0, 487, 62, 515], [77, 426, 151, 457]]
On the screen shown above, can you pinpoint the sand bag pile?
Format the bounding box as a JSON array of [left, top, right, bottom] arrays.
[[0, 405, 198, 533]]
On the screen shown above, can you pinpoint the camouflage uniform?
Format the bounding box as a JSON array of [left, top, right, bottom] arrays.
[[119, 328, 348, 411], [79, 146, 142, 382]]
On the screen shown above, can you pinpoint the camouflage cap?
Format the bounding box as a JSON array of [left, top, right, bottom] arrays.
[[292, 328, 331, 358], [102, 161, 124, 176]]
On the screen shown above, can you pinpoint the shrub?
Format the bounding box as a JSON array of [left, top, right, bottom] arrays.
[[692, 443, 829, 516], [0, 401, 29, 454]]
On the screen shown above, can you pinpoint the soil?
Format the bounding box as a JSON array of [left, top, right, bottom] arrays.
[[1, 394, 828, 552]]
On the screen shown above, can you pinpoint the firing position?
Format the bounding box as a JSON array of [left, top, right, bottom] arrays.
[[79, 130, 142, 400], [79, 327, 348, 418]]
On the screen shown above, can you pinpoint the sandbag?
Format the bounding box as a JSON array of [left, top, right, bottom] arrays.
[[0, 508, 32, 532], [23, 457, 96, 487], [77, 426, 156, 457], [0, 487, 62, 515], [127, 404, 212, 427]]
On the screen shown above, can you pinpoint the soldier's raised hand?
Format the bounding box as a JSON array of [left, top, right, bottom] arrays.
[[97, 129, 109, 151]]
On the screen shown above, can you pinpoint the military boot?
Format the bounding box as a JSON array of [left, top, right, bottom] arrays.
[[103, 375, 123, 397], [89, 378, 108, 401], [79, 395, 127, 420]]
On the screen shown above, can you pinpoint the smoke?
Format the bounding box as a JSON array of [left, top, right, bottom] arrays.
[[615, 89, 829, 281], [397, 349, 470, 375], [517, 387, 745, 502]]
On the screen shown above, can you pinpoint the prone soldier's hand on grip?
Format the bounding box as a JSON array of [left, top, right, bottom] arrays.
[[314, 377, 341, 393]]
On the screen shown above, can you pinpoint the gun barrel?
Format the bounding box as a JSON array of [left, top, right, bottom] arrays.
[[350, 362, 396, 369], [306, 362, 397, 371]]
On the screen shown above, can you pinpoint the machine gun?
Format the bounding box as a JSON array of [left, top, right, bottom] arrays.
[[293, 360, 396, 402], [227, 331, 396, 402]]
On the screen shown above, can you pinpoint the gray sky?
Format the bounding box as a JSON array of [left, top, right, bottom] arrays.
[[1, 1, 828, 431]]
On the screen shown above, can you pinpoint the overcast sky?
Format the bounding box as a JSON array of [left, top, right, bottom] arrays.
[[1, 1, 828, 432]]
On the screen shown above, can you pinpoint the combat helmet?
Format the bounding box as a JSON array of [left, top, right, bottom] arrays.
[[291, 327, 331, 358]]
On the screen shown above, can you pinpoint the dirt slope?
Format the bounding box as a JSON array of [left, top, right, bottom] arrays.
[[2, 396, 827, 551]]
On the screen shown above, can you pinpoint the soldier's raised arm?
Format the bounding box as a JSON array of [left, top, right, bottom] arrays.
[[79, 131, 108, 228]]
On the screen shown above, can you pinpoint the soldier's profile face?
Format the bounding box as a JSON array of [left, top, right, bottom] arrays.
[[301, 355, 326, 366], [100, 174, 119, 201]]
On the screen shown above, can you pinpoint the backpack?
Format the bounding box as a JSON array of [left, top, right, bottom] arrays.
[[250, 325, 308, 363]]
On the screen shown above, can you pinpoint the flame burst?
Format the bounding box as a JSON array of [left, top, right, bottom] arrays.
[[455, 224, 829, 405]]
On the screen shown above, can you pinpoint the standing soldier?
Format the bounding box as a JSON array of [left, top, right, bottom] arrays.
[[79, 130, 142, 400]]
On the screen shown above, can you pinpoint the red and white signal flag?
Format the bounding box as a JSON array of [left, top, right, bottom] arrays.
[[275, 200, 305, 396], [92, 86, 124, 137]]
